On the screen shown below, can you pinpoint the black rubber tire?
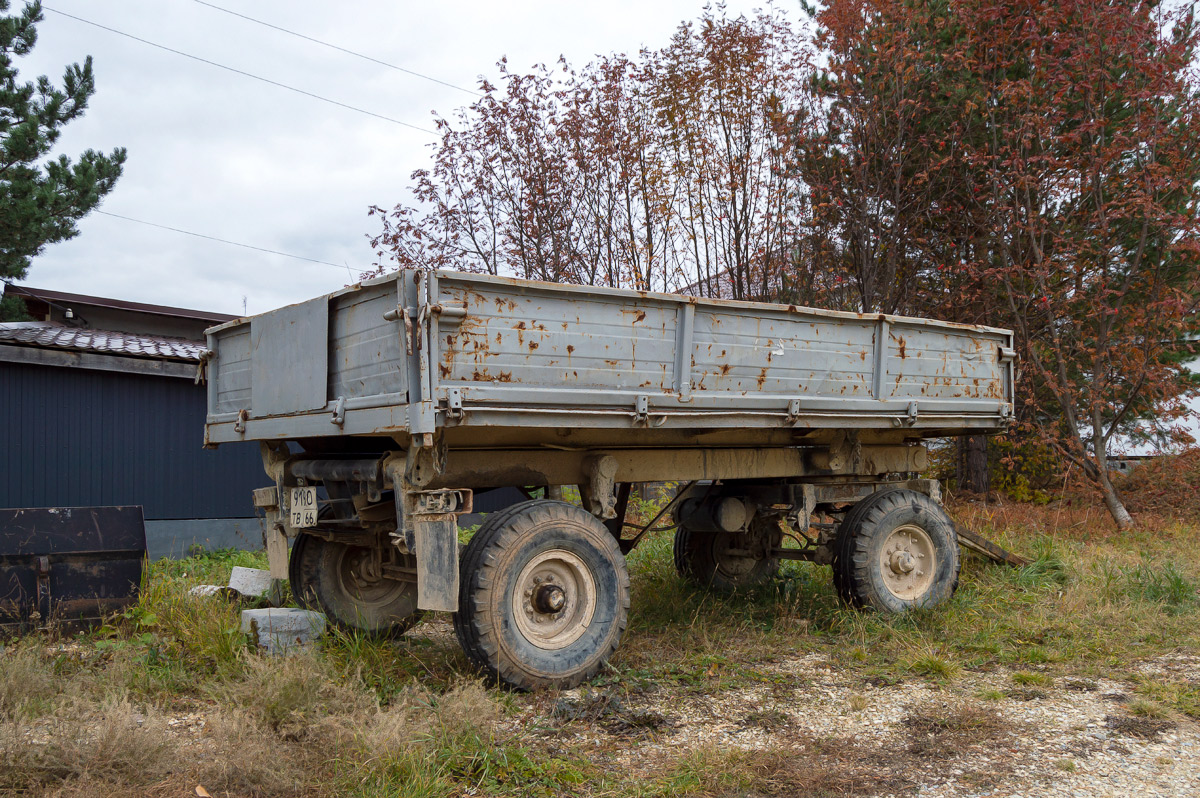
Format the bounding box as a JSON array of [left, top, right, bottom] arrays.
[[289, 503, 334, 611], [453, 500, 630, 690], [292, 533, 423, 637], [288, 531, 315, 610], [830, 495, 882, 603], [673, 526, 779, 593], [832, 489, 960, 612]]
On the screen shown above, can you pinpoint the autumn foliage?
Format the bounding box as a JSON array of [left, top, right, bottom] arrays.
[[371, 1, 1200, 528]]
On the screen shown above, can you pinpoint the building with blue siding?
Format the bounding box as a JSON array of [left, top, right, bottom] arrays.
[[0, 285, 266, 558]]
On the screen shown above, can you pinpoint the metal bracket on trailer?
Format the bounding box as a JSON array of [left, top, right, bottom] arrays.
[[385, 459, 472, 613]]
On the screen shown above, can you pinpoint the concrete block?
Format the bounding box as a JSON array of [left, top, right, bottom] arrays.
[[228, 566, 273, 597], [241, 608, 326, 654]]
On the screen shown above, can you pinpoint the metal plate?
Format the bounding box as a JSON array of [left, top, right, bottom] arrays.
[[289, 487, 317, 528], [250, 296, 329, 417]]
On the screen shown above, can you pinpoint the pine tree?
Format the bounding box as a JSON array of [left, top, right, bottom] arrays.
[[0, 1, 126, 320]]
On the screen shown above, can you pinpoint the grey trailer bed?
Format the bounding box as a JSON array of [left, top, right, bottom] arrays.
[[203, 269, 1015, 688]]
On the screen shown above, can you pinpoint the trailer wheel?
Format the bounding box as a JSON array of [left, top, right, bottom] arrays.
[[289, 503, 334, 611], [673, 525, 779, 593], [289, 532, 315, 609], [291, 534, 422, 637], [832, 490, 959, 612], [453, 500, 629, 690]]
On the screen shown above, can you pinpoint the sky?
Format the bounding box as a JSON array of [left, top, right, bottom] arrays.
[[11, 0, 773, 316]]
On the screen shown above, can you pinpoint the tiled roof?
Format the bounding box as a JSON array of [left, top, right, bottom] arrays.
[[0, 322, 206, 361]]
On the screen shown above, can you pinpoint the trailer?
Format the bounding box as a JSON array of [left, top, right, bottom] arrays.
[[202, 269, 1016, 688]]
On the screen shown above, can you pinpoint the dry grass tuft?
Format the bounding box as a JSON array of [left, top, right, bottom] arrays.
[[903, 700, 1010, 758], [189, 707, 316, 797], [1104, 713, 1176, 740], [0, 643, 58, 720], [0, 698, 176, 793], [210, 651, 373, 741], [357, 680, 500, 758], [660, 740, 915, 797], [550, 688, 671, 735]]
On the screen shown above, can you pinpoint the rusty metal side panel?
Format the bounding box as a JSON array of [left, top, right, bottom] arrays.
[[202, 269, 1016, 443], [0, 506, 146, 629], [690, 309, 877, 396], [436, 280, 679, 393], [886, 323, 1006, 401]]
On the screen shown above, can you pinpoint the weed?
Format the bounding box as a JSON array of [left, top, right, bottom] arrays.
[[1012, 671, 1054, 687], [210, 652, 372, 739], [650, 743, 913, 798], [1014, 540, 1070, 590], [0, 698, 176, 793], [1127, 698, 1170, 719], [907, 652, 960, 681], [740, 707, 791, 731], [0, 642, 57, 720], [1099, 559, 1198, 612], [1064, 678, 1098, 692], [551, 689, 670, 735], [1136, 678, 1200, 719]]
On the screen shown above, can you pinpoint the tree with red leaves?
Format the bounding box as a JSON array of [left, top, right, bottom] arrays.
[[805, 0, 1200, 527]]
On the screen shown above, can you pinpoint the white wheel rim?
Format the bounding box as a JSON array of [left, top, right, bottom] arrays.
[[335, 544, 408, 608], [878, 524, 937, 601], [512, 549, 597, 650]]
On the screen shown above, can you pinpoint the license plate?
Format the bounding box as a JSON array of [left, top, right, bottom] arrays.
[[289, 487, 318, 528]]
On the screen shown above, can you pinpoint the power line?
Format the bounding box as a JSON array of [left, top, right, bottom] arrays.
[[192, 0, 481, 97], [43, 6, 437, 135], [96, 210, 356, 273]]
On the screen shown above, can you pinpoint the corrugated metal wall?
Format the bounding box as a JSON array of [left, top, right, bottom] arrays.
[[1, 361, 264, 519]]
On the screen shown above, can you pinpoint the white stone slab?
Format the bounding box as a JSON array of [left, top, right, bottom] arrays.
[[241, 608, 326, 654]]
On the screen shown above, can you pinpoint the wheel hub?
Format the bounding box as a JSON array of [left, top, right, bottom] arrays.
[[533, 584, 567, 613], [878, 524, 936, 601], [332, 541, 412, 610], [889, 550, 916, 575], [512, 549, 597, 651]]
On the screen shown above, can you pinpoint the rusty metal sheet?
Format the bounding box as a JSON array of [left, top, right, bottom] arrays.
[[203, 269, 1015, 444], [0, 506, 146, 630]]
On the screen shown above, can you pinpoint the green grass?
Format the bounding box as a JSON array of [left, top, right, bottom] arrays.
[[1, 502, 1198, 796]]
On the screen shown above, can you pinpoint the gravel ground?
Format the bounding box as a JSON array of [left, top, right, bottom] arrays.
[[511, 647, 1200, 798]]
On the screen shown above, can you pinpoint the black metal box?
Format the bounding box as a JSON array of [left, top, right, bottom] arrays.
[[0, 506, 147, 630]]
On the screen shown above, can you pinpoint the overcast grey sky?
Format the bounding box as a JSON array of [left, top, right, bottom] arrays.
[[10, 0, 773, 316]]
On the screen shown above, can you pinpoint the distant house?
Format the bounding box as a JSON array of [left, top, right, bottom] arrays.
[[0, 284, 266, 558]]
